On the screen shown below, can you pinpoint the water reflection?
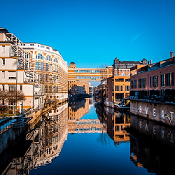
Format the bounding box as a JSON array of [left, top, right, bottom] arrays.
[[96, 105, 130, 146], [1, 98, 175, 175], [2, 103, 68, 175], [130, 115, 175, 174], [68, 98, 106, 133]]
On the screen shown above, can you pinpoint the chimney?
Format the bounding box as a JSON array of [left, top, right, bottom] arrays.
[[170, 51, 173, 58]]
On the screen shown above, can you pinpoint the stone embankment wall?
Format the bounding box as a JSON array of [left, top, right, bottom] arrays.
[[130, 100, 175, 126]]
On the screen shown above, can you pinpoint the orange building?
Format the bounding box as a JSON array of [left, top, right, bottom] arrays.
[[106, 57, 147, 104], [68, 62, 113, 96], [68, 98, 89, 121]]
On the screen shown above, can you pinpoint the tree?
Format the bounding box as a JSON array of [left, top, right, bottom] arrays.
[[0, 89, 26, 114]]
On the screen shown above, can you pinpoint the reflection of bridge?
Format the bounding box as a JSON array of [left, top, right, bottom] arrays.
[[68, 62, 113, 81], [68, 119, 106, 133]]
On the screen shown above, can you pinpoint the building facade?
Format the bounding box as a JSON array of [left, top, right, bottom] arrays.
[[130, 52, 175, 101], [105, 57, 147, 105], [130, 52, 175, 126], [22, 43, 68, 109], [0, 28, 68, 112]]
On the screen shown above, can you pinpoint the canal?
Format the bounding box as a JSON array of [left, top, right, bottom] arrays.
[[1, 98, 175, 175]]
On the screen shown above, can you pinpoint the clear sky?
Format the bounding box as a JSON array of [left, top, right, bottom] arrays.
[[1, 0, 175, 68]]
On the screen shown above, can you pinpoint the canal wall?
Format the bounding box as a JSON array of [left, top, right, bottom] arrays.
[[0, 125, 28, 154], [130, 114, 175, 148], [130, 100, 175, 126]]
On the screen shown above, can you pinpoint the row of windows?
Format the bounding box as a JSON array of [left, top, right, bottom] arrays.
[[115, 85, 130, 91], [2, 71, 16, 79], [35, 62, 59, 72], [75, 70, 102, 73], [161, 72, 174, 86], [36, 74, 60, 83], [131, 73, 174, 89], [23, 44, 50, 50], [34, 53, 59, 63], [1, 85, 22, 91], [75, 76, 102, 80], [115, 78, 130, 82], [45, 85, 59, 93]]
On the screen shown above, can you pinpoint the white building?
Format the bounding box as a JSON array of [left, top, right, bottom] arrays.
[[0, 28, 68, 112]]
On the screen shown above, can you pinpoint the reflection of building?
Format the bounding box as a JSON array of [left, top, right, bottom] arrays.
[[68, 98, 89, 120], [130, 114, 175, 174], [113, 112, 130, 144], [89, 83, 93, 96], [2, 104, 68, 175], [68, 119, 105, 133], [94, 79, 107, 104], [104, 107, 130, 145], [68, 98, 106, 133]]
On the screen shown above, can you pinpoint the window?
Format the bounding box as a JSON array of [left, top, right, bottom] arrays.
[[53, 75, 56, 83], [161, 74, 165, 86], [138, 79, 141, 88], [125, 85, 130, 91], [115, 125, 119, 131], [49, 64, 52, 72], [46, 63, 48, 71], [2, 58, 5, 65], [49, 75, 52, 83], [2, 71, 5, 78], [9, 85, 16, 91], [30, 44, 34, 46], [150, 77, 152, 87], [20, 85, 22, 91], [36, 62, 39, 70], [131, 80, 133, 89], [2, 85, 4, 91], [115, 85, 119, 91], [134, 80, 137, 88], [40, 62, 44, 70], [125, 79, 130, 82], [142, 78, 146, 88], [8, 71, 16, 79], [170, 72, 174, 86], [36, 53, 43, 60], [153, 76, 158, 87], [25, 52, 30, 58], [53, 65, 55, 72], [121, 85, 123, 91], [45, 85, 48, 93], [115, 78, 124, 82], [2, 45, 5, 53], [49, 86, 52, 93]]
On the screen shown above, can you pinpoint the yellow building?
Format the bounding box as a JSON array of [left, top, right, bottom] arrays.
[[114, 76, 130, 100]]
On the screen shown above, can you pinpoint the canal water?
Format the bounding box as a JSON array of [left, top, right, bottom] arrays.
[[1, 98, 175, 175]]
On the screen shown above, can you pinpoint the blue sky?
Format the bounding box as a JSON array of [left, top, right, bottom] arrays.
[[1, 0, 175, 68]]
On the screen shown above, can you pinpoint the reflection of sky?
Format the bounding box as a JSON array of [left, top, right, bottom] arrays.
[[30, 133, 152, 175]]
